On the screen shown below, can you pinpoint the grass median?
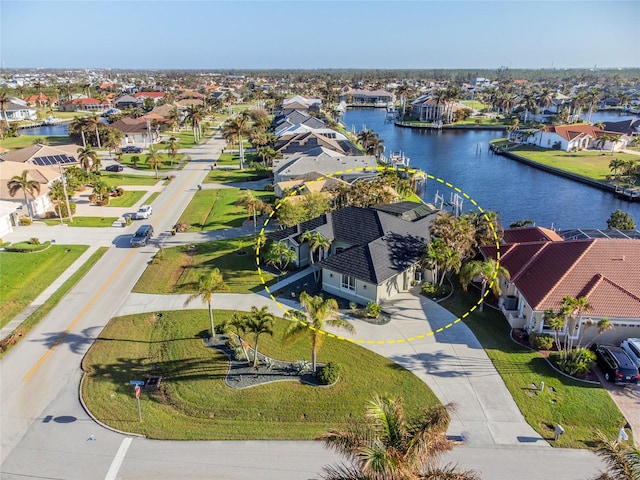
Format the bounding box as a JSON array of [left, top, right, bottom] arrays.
[[81, 309, 439, 440], [440, 282, 627, 448]]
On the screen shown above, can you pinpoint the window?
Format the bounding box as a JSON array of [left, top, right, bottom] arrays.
[[341, 274, 355, 291]]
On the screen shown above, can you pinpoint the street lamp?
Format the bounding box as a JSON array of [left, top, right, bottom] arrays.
[[58, 162, 73, 223]]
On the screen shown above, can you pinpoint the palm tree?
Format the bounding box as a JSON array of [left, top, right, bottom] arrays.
[[244, 306, 275, 368], [48, 180, 67, 224], [7, 170, 41, 220], [0, 92, 11, 123], [544, 309, 565, 352], [265, 241, 296, 278], [460, 258, 510, 312], [222, 115, 250, 169], [560, 296, 592, 351], [316, 395, 479, 480], [69, 116, 88, 148], [183, 268, 228, 339], [237, 190, 271, 231], [77, 145, 98, 172], [84, 114, 102, 148], [300, 230, 331, 281], [185, 105, 204, 142], [165, 136, 179, 166], [283, 291, 354, 375], [591, 430, 640, 480], [145, 145, 163, 179]]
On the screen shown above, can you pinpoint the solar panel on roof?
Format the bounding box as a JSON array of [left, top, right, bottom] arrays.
[[32, 154, 76, 166]]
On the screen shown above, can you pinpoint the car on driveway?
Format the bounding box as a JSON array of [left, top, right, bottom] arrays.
[[121, 145, 143, 154], [592, 344, 640, 385], [105, 164, 124, 172], [620, 338, 640, 369], [135, 205, 153, 219]]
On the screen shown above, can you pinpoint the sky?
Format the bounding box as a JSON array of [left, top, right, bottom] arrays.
[[1, 0, 639, 70]]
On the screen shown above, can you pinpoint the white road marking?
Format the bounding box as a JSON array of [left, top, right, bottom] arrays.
[[104, 437, 133, 480]]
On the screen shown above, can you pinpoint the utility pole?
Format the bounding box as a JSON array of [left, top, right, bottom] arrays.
[[59, 162, 73, 223]]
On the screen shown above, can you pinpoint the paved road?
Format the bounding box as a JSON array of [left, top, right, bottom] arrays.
[[0, 133, 610, 479]]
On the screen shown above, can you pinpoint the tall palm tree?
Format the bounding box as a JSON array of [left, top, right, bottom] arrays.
[[7, 170, 41, 220], [300, 230, 331, 281], [237, 190, 271, 231], [316, 395, 479, 480], [244, 306, 275, 368], [283, 291, 354, 375], [69, 116, 88, 148], [265, 241, 296, 278], [591, 430, 640, 480], [145, 145, 163, 179], [460, 258, 510, 312], [77, 145, 98, 172], [84, 114, 102, 148], [185, 105, 204, 142], [48, 179, 67, 224], [0, 92, 11, 123], [165, 136, 179, 166], [183, 268, 228, 339], [560, 296, 592, 351]]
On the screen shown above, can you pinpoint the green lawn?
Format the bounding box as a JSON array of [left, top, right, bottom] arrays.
[[133, 238, 274, 294], [0, 135, 72, 150], [509, 145, 639, 185], [0, 247, 108, 358], [204, 167, 271, 184], [99, 173, 161, 187], [440, 283, 627, 448], [40, 217, 118, 227], [108, 191, 146, 207], [0, 245, 89, 328], [177, 188, 273, 231], [145, 192, 161, 204], [81, 310, 439, 440], [118, 153, 181, 174]]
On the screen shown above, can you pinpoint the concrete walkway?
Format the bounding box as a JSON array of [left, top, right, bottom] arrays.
[[117, 287, 548, 448]]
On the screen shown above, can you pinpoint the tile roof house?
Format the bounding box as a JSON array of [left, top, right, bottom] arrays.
[[535, 124, 630, 152], [0, 144, 79, 166], [59, 97, 110, 112], [0, 161, 62, 218], [269, 202, 438, 304], [480, 227, 640, 346]]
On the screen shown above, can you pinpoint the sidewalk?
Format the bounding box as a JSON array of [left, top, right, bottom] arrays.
[[0, 244, 102, 340]]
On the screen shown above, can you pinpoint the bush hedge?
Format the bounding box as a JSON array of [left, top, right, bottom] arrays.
[[529, 332, 554, 350], [317, 362, 342, 385], [5, 240, 52, 252]]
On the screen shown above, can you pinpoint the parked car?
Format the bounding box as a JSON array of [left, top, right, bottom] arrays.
[[130, 224, 154, 247], [135, 205, 153, 219], [105, 164, 124, 172], [121, 145, 143, 154], [620, 338, 640, 369], [591, 344, 640, 384]]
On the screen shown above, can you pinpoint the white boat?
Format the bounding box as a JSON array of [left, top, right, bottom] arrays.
[[374, 101, 387, 108]]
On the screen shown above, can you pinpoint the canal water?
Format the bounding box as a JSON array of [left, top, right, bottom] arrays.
[[343, 109, 640, 230]]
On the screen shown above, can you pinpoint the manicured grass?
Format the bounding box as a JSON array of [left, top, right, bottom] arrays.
[[177, 188, 273, 231], [133, 238, 274, 294], [107, 191, 146, 207], [99, 173, 160, 187], [460, 100, 490, 111], [119, 153, 180, 173], [0, 245, 89, 328], [39, 217, 119, 227], [0, 135, 72, 150], [0, 247, 108, 358], [145, 192, 161, 204], [439, 282, 627, 448], [81, 310, 439, 440], [204, 167, 271, 184], [509, 145, 639, 184]]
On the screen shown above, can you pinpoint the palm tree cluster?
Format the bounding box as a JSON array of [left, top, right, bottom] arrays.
[[230, 306, 275, 368], [315, 395, 479, 480], [69, 115, 123, 150], [357, 129, 384, 158], [222, 111, 251, 169]]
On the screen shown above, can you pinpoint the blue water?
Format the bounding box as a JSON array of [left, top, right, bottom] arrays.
[[343, 109, 640, 230], [20, 124, 71, 136]]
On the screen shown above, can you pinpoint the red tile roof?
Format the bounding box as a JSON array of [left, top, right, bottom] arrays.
[[502, 227, 563, 244], [134, 92, 165, 99], [549, 124, 603, 142], [482, 238, 640, 318]]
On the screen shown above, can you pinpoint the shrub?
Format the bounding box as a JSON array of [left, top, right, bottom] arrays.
[[420, 282, 451, 299], [175, 222, 190, 232], [366, 302, 382, 319], [317, 362, 342, 385], [557, 348, 596, 377], [29, 237, 41, 245], [89, 193, 98, 204], [59, 201, 77, 218], [18, 216, 32, 226], [529, 332, 554, 350]]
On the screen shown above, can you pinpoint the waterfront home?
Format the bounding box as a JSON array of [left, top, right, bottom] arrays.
[[274, 131, 360, 156], [535, 124, 630, 152], [1, 97, 37, 122], [480, 227, 640, 346], [340, 88, 394, 107], [114, 95, 143, 110], [109, 117, 160, 145], [274, 172, 348, 199], [59, 97, 111, 113], [409, 94, 468, 123], [268, 202, 438, 304], [281, 95, 322, 114], [274, 111, 326, 136], [272, 148, 378, 188], [602, 119, 640, 138]]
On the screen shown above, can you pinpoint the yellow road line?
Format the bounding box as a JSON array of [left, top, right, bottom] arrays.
[[23, 158, 206, 382]]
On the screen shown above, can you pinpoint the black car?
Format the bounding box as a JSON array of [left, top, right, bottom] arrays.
[[121, 145, 142, 154], [592, 344, 640, 385], [105, 164, 124, 172], [130, 224, 154, 247]]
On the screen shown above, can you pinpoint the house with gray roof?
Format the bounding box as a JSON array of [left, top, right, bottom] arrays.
[[269, 202, 439, 304]]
